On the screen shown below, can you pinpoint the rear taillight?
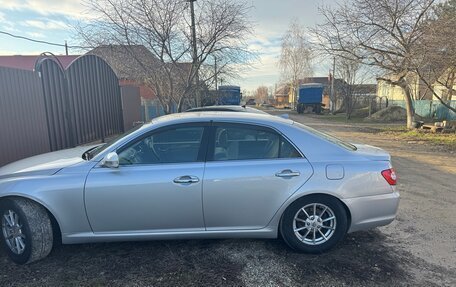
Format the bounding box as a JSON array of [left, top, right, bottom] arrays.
[[381, 168, 397, 185]]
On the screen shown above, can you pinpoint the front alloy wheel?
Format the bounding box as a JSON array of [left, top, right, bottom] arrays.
[[2, 209, 27, 255], [280, 195, 348, 253], [0, 198, 54, 264]]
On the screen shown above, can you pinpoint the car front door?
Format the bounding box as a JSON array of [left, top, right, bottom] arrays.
[[203, 123, 313, 230], [84, 124, 209, 233]]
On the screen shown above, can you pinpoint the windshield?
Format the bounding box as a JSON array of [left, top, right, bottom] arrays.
[[293, 122, 357, 151], [83, 124, 144, 160]]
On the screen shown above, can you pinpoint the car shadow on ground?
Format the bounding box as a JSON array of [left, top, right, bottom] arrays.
[[0, 229, 449, 286]]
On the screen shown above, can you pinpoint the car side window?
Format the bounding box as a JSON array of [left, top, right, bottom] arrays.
[[280, 137, 302, 158], [118, 126, 204, 165], [212, 125, 301, 161]]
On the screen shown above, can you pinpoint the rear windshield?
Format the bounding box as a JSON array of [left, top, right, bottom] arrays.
[[293, 122, 357, 151]]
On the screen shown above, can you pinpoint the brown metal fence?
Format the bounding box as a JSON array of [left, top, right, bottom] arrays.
[[120, 85, 142, 130], [66, 55, 124, 145], [0, 67, 51, 165], [0, 54, 124, 167]]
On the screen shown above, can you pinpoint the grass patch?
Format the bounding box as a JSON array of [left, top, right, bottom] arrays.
[[377, 126, 409, 132], [382, 128, 456, 150], [401, 130, 456, 147]]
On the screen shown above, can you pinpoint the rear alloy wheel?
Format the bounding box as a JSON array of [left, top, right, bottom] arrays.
[[280, 195, 347, 253], [0, 198, 53, 264]]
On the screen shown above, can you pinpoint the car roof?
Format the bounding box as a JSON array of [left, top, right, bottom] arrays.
[[148, 111, 293, 128], [185, 105, 267, 114]]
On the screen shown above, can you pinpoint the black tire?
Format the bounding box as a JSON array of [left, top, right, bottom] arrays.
[[315, 105, 322, 114], [280, 195, 348, 253], [0, 198, 53, 264]]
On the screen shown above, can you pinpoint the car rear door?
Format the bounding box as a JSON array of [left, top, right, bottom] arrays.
[[202, 123, 313, 230], [84, 123, 210, 233]]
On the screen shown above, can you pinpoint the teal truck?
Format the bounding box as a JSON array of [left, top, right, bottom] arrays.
[[296, 83, 324, 114]]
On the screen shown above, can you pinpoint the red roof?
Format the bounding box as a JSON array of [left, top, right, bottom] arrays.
[[0, 55, 80, 71]]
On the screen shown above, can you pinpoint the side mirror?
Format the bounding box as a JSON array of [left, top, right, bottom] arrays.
[[278, 113, 290, 119], [101, 152, 119, 168]]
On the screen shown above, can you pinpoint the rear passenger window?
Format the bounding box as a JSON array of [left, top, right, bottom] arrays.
[[212, 125, 301, 161], [280, 138, 302, 158]]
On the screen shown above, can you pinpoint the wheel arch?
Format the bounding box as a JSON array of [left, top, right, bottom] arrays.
[[0, 195, 62, 244], [276, 192, 352, 235]]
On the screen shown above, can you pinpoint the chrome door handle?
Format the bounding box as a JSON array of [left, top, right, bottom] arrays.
[[275, 170, 300, 178], [173, 175, 199, 184]]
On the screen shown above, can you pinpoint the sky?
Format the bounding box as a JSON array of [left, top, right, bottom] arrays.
[[0, 0, 333, 92]]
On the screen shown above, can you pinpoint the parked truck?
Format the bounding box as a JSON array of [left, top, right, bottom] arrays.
[[296, 83, 324, 114], [217, 85, 241, 105]]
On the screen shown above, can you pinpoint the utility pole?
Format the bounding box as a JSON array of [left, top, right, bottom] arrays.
[[214, 56, 218, 90], [65, 41, 68, 56], [331, 57, 336, 114], [188, 0, 200, 107]]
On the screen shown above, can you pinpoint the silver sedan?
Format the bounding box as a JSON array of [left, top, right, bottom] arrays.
[[0, 112, 399, 264]]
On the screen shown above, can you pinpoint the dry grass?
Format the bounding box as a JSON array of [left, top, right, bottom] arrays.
[[380, 128, 456, 150]]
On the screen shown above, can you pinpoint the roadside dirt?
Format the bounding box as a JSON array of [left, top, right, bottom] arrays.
[[0, 112, 455, 286]]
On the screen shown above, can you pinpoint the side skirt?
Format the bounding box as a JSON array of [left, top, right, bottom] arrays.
[[62, 227, 278, 244]]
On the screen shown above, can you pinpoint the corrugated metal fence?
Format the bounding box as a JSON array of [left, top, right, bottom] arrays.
[[0, 67, 51, 165], [0, 54, 124, 166], [389, 100, 456, 120]]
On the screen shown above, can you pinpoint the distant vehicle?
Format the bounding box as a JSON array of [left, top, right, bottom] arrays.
[[0, 112, 398, 264], [186, 105, 268, 114], [245, 98, 256, 106], [217, 85, 241, 105], [297, 83, 324, 114]]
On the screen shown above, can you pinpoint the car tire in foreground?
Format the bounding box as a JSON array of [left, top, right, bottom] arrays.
[[280, 194, 348, 253], [0, 198, 53, 264]]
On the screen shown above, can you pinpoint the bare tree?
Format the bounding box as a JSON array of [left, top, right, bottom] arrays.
[[279, 20, 313, 109], [415, 0, 456, 113], [254, 86, 269, 104], [76, 0, 253, 113], [313, 0, 436, 129], [335, 55, 372, 119]]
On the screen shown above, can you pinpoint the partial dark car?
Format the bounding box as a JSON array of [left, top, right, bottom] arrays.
[[245, 99, 256, 106]]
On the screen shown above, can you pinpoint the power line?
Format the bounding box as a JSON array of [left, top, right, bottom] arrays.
[[0, 30, 90, 49]]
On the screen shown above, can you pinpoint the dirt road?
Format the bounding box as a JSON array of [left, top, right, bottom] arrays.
[[0, 113, 455, 286]]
